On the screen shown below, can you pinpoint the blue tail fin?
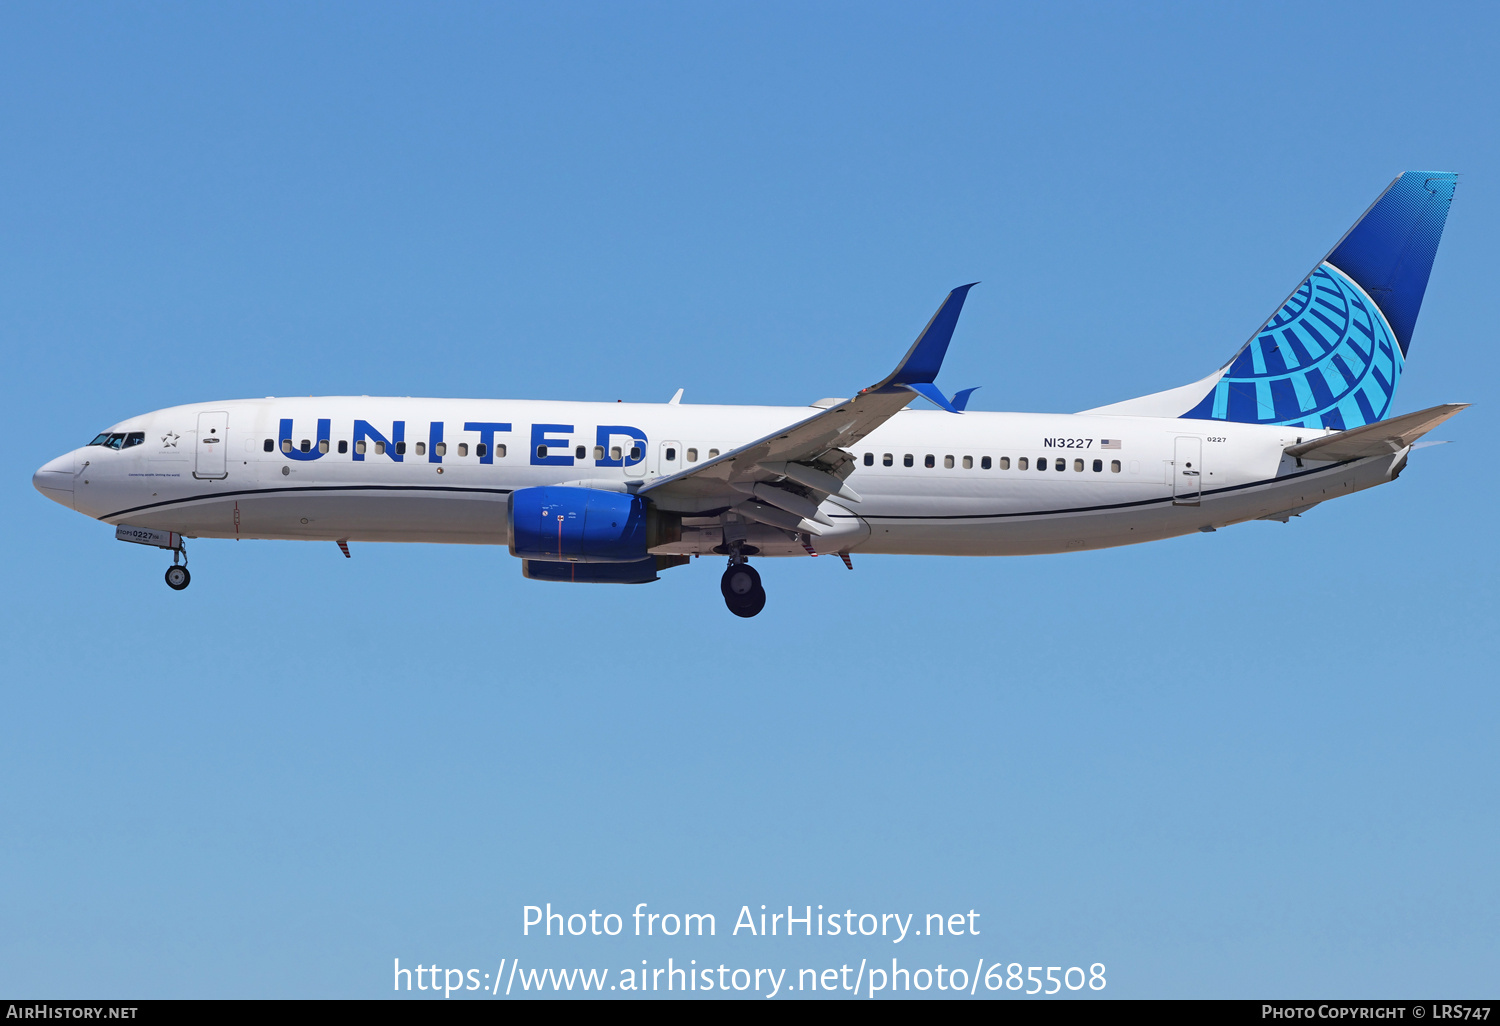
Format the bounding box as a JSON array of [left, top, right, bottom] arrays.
[[1085, 173, 1458, 427], [1180, 172, 1457, 429]]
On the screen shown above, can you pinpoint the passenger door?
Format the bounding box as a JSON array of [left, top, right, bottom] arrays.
[[194, 411, 230, 480], [1172, 436, 1202, 505]]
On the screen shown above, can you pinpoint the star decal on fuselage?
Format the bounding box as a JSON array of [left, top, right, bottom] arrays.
[[161, 432, 179, 447]]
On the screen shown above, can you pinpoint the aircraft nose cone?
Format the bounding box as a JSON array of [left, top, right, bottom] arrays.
[[33, 453, 75, 509]]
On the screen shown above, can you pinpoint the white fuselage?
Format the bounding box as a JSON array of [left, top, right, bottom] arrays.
[[34, 397, 1401, 559]]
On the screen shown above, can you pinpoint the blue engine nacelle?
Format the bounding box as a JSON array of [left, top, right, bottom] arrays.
[[508, 486, 680, 564], [522, 556, 688, 584]]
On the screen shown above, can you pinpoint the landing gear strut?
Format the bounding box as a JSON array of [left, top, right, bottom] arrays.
[[720, 557, 765, 618], [164, 544, 190, 591]]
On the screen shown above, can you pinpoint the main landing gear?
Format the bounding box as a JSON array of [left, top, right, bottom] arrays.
[[164, 545, 190, 591], [721, 558, 766, 618]]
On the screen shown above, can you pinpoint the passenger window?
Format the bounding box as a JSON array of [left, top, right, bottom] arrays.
[[863, 452, 873, 466], [925, 455, 935, 468], [883, 453, 893, 467], [576, 445, 586, 459], [709, 448, 720, 458], [338, 440, 348, 454], [982, 456, 993, 470], [943, 455, 954, 469], [457, 443, 469, 457], [319, 439, 330, 454], [375, 441, 386, 455], [594, 446, 604, 460], [903, 454, 914, 467], [356, 440, 368, 455], [1054, 458, 1065, 471], [1018, 457, 1028, 470], [629, 446, 642, 461], [415, 441, 426, 456], [687, 448, 698, 462], [1074, 459, 1084, 472], [123, 432, 145, 449], [395, 441, 406, 456], [665, 447, 676, 461], [962, 456, 972, 469], [434, 442, 446, 457], [476, 442, 487, 458], [496, 444, 506, 458], [997, 457, 1008, 470], [536, 445, 548, 459], [610, 446, 622, 461], [300, 439, 311, 452], [281, 439, 293, 453], [1092, 459, 1102, 472], [1037, 457, 1047, 471], [263, 439, 273, 452], [1111, 460, 1121, 473]]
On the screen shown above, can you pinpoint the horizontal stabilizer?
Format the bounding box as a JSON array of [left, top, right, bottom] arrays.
[[1284, 403, 1469, 462]]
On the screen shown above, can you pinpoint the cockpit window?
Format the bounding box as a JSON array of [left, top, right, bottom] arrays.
[[122, 432, 145, 449], [89, 433, 111, 446], [89, 432, 128, 449]]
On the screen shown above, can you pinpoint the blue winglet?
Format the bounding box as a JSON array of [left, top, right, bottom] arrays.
[[951, 386, 980, 411], [905, 381, 960, 413], [872, 283, 978, 390]]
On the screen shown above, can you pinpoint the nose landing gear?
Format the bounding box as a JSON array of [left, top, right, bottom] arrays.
[[721, 558, 766, 618], [114, 526, 192, 590], [164, 544, 190, 591]]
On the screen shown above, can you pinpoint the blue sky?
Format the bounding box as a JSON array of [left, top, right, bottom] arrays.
[[2, 1, 1496, 999]]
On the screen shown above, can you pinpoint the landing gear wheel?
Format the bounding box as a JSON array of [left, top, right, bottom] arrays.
[[165, 565, 191, 591], [721, 563, 766, 618]]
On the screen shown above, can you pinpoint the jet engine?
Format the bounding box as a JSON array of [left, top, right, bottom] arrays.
[[521, 555, 688, 584], [507, 486, 680, 563]]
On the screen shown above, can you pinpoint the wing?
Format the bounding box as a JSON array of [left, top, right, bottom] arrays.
[[639, 284, 977, 530]]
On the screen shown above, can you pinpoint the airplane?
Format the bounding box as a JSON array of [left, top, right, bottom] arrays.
[[33, 171, 1466, 618]]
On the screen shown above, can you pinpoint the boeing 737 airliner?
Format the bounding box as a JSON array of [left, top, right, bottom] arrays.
[[33, 172, 1466, 616]]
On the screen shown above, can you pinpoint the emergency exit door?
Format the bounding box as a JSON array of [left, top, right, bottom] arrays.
[[1172, 436, 1201, 505], [194, 411, 229, 480], [659, 440, 682, 477]]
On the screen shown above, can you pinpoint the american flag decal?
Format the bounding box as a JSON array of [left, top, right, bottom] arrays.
[[1101, 439, 1122, 449]]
